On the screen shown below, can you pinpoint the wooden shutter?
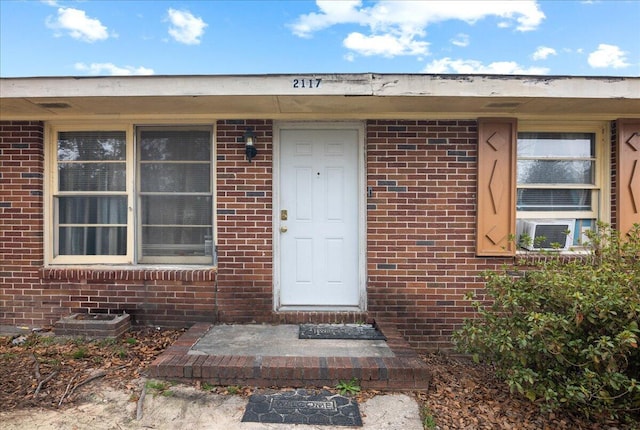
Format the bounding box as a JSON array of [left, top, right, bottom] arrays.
[[616, 119, 640, 237], [477, 118, 517, 256]]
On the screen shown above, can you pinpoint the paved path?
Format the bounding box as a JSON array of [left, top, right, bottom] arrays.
[[1, 385, 424, 430]]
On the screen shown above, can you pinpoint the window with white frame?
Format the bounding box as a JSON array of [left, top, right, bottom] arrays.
[[49, 125, 214, 265], [516, 124, 607, 250]]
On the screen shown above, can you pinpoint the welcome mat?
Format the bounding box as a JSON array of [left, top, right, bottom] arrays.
[[241, 389, 362, 426], [299, 324, 386, 340]]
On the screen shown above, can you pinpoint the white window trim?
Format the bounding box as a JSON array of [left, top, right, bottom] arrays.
[[516, 121, 610, 224], [44, 121, 217, 267]]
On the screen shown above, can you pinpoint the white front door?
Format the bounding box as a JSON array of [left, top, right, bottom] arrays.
[[277, 126, 362, 309]]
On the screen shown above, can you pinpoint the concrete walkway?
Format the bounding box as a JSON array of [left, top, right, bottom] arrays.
[[190, 324, 395, 357], [1, 384, 424, 430]]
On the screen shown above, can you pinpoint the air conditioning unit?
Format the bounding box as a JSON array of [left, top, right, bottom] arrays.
[[516, 219, 575, 251]]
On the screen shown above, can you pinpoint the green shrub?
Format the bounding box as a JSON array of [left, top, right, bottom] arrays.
[[454, 223, 640, 421]]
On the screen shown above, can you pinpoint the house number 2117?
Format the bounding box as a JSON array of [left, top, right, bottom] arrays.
[[292, 78, 322, 88]]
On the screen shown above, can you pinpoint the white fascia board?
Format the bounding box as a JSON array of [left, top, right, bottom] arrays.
[[371, 74, 640, 99], [1, 74, 639, 100], [0, 74, 373, 98]]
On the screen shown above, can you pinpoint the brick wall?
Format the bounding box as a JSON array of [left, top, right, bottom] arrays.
[[365, 120, 513, 350], [0, 121, 217, 328], [37, 268, 216, 327], [3, 118, 620, 351], [215, 120, 274, 323], [0, 121, 46, 326]]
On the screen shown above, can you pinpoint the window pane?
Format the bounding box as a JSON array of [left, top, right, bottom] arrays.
[[58, 131, 126, 161], [140, 164, 210, 192], [139, 130, 211, 161], [58, 227, 126, 255], [517, 160, 594, 184], [142, 226, 212, 256], [59, 163, 126, 191], [517, 132, 594, 158], [137, 126, 214, 263], [58, 196, 127, 224], [141, 196, 212, 225], [517, 189, 592, 211]]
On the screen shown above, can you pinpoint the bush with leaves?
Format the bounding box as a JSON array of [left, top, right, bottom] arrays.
[[454, 223, 640, 421]]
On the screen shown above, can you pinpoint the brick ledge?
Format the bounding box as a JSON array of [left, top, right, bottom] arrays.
[[40, 266, 217, 282]]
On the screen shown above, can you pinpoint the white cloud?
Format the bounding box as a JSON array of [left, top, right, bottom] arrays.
[[291, 1, 544, 58], [46, 7, 109, 42], [167, 8, 207, 45], [508, 1, 546, 31], [532, 46, 557, 60], [451, 33, 470, 47], [293, 0, 545, 37], [75, 62, 155, 76], [343, 32, 428, 56], [423, 57, 549, 75], [290, 0, 363, 38], [587, 44, 630, 69]]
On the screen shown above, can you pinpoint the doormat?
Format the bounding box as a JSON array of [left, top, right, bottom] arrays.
[[241, 389, 362, 427], [299, 324, 386, 340]]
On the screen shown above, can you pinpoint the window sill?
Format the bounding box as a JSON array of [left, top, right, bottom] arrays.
[[516, 248, 591, 255], [39, 265, 217, 282], [515, 249, 593, 266]]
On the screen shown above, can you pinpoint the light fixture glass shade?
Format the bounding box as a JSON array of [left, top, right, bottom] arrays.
[[243, 128, 258, 162]]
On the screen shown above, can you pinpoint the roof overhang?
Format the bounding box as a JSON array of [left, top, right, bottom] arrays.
[[1, 73, 639, 121]]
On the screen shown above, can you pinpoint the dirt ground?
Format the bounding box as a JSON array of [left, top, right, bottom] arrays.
[[1, 328, 637, 429]]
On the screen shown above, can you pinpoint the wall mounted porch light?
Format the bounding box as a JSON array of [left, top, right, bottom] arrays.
[[243, 127, 258, 162]]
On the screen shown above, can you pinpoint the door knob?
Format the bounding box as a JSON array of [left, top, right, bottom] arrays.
[[280, 226, 288, 233]]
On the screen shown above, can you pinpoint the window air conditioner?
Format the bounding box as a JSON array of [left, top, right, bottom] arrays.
[[516, 219, 575, 251]]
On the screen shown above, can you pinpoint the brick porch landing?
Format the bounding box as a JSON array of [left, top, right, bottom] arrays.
[[146, 321, 431, 390]]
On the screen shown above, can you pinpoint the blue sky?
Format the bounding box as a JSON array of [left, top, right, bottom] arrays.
[[1, 0, 638, 77]]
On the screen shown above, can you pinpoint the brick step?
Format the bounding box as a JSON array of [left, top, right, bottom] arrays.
[[146, 322, 431, 390]]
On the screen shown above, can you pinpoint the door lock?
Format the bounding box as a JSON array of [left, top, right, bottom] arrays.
[[280, 210, 288, 221]]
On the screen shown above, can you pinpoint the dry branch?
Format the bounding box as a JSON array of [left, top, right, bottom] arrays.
[[59, 375, 77, 406], [67, 370, 107, 399], [136, 385, 147, 420], [31, 353, 41, 381], [34, 371, 58, 397]]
